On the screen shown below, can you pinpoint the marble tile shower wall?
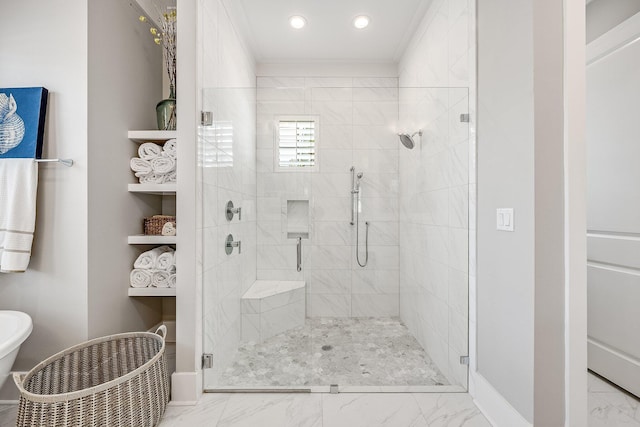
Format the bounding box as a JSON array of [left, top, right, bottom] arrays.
[[256, 77, 400, 318], [398, 0, 473, 388], [198, 0, 257, 387]]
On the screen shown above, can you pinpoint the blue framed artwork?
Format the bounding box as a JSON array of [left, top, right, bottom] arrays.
[[0, 87, 48, 159]]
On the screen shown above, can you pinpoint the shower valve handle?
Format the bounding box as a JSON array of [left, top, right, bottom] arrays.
[[225, 234, 241, 255], [226, 201, 242, 221]]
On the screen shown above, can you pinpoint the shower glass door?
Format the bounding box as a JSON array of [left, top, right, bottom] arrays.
[[199, 86, 259, 390], [396, 86, 472, 391], [199, 81, 470, 392]]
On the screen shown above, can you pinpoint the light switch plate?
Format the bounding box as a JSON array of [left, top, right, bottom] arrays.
[[497, 208, 514, 231]]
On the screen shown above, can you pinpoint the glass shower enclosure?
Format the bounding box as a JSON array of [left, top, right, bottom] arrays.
[[198, 82, 471, 392]]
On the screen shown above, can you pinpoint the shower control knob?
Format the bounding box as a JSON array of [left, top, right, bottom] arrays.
[[225, 234, 242, 255], [226, 200, 242, 221]]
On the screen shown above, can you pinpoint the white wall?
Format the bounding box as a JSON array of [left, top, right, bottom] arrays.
[[397, 0, 473, 388], [0, 0, 89, 400], [173, 0, 200, 402], [477, 0, 535, 421], [476, 0, 586, 425], [87, 0, 165, 338]]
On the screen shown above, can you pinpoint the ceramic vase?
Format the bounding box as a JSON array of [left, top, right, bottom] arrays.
[[156, 84, 176, 131]]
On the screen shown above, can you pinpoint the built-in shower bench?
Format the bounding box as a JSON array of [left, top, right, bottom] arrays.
[[241, 280, 306, 343]]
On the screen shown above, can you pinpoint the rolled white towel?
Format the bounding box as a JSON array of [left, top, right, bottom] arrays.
[[134, 246, 172, 269], [130, 158, 152, 174], [163, 139, 177, 159], [138, 142, 162, 160], [162, 171, 177, 183], [139, 173, 164, 184], [151, 156, 176, 175], [151, 270, 171, 288], [130, 269, 152, 288], [156, 250, 175, 272], [168, 274, 176, 288]]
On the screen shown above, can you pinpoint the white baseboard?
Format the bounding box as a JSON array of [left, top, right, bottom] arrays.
[[0, 400, 18, 405], [472, 372, 532, 427], [171, 371, 202, 404]]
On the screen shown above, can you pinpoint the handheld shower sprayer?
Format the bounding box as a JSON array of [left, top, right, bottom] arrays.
[[351, 167, 363, 194], [350, 166, 369, 267], [355, 172, 363, 192]]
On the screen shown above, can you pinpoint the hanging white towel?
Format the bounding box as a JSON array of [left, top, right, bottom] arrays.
[[0, 159, 38, 273]]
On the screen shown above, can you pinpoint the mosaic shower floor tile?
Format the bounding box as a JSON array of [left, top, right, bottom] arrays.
[[217, 317, 449, 388]]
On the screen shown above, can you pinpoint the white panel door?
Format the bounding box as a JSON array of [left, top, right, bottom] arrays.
[[587, 12, 640, 397]]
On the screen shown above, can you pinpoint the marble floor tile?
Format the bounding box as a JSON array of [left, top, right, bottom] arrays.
[[158, 393, 230, 427], [0, 405, 17, 427], [216, 317, 449, 388], [322, 393, 428, 427], [216, 393, 322, 427], [588, 372, 640, 427], [589, 393, 640, 427], [413, 393, 491, 426], [4, 371, 640, 427]]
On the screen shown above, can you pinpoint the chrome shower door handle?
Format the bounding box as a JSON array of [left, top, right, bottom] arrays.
[[297, 237, 302, 272]]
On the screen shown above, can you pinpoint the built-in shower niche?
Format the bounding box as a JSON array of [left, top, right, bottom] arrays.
[[286, 200, 309, 239]]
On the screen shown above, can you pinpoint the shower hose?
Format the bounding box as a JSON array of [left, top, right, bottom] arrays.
[[356, 209, 369, 268]]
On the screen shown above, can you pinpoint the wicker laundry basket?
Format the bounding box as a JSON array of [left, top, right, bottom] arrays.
[[13, 326, 169, 427]]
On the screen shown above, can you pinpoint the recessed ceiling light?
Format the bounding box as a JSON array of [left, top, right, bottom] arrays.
[[353, 15, 370, 29], [289, 15, 307, 29]]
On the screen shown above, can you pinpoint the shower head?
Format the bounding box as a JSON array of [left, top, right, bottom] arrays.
[[398, 130, 423, 150]]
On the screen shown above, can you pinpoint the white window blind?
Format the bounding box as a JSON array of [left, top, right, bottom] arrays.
[[278, 120, 316, 169]]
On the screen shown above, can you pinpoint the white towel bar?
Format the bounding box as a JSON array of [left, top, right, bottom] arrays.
[[34, 158, 73, 167]]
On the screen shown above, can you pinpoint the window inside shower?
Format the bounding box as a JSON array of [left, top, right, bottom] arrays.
[[276, 116, 319, 171]]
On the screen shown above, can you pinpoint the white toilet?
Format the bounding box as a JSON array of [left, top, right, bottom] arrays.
[[0, 311, 33, 389]]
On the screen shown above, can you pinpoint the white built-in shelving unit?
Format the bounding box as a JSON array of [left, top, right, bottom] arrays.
[[128, 183, 177, 195], [128, 130, 177, 143], [128, 287, 177, 297], [127, 130, 177, 297], [127, 235, 177, 245]]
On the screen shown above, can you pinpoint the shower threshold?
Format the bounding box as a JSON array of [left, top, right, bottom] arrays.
[[203, 385, 466, 394]]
